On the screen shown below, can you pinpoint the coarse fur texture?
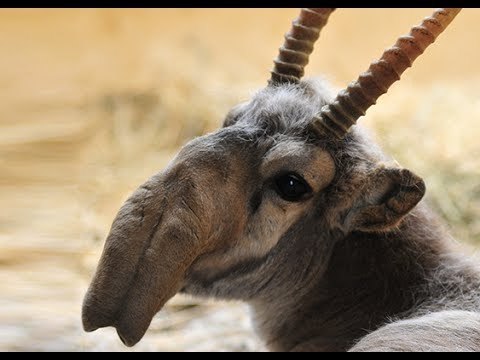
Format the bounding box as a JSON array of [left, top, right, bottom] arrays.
[[82, 78, 480, 351]]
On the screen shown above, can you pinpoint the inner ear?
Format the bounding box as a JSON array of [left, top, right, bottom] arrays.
[[346, 165, 426, 233]]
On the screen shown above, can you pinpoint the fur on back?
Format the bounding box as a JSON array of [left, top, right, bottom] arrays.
[[350, 310, 480, 352]]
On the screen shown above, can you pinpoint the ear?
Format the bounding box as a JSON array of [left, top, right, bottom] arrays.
[[346, 164, 426, 232]]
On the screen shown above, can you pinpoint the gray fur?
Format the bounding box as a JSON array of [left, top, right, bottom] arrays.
[[83, 78, 480, 352], [350, 311, 480, 352]]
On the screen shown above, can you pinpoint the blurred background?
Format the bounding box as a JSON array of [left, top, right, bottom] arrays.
[[0, 9, 479, 351]]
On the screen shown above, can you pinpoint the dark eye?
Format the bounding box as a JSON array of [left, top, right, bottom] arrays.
[[274, 173, 312, 202]]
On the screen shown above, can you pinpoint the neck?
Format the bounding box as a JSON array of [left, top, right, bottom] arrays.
[[251, 204, 473, 352]]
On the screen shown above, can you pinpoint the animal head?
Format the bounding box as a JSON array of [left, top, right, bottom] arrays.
[[82, 8, 461, 347]]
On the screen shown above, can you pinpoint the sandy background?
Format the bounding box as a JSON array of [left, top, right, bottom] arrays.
[[0, 9, 479, 351]]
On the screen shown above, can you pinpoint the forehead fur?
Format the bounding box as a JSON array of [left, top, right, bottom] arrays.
[[235, 78, 335, 133], [232, 78, 387, 171]]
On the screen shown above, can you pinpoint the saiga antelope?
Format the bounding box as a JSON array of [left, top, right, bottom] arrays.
[[82, 8, 480, 351]]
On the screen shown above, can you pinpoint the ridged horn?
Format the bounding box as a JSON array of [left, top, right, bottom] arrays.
[[310, 8, 462, 139], [270, 8, 335, 85]]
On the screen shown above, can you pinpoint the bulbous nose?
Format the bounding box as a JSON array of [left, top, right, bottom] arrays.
[[82, 169, 208, 346], [82, 128, 252, 346]]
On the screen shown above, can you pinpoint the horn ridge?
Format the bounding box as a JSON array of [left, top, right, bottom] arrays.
[[310, 8, 462, 139], [270, 8, 335, 85]]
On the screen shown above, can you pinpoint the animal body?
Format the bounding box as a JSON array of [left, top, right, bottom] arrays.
[[82, 8, 480, 351]]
